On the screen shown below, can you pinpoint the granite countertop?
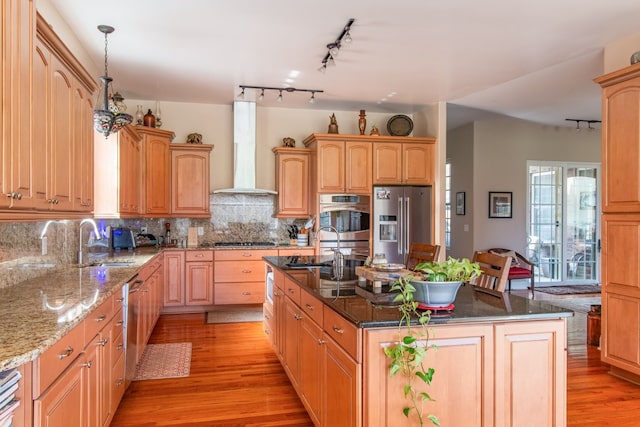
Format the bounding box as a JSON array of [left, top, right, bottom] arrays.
[[263, 256, 573, 329], [0, 249, 160, 371]]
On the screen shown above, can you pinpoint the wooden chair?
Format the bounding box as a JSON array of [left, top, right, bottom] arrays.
[[486, 248, 536, 298], [406, 243, 441, 270], [470, 251, 513, 310]]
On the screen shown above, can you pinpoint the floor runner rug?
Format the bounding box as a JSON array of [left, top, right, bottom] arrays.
[[536, 284, 601, 295], [133, 342, 191, 381], [206, 309, 263, 324]]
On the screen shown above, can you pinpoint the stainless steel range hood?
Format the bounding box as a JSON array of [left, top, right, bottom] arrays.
[[213, 101, 277, 195]]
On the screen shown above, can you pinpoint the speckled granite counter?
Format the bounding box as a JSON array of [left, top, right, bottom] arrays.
[[264, 255, 573, 328], [0, 249, 160, 371]]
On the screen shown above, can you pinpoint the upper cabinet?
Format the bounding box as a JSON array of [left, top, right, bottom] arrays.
[[595, 65, 640, 213], [94, 125, 143, 218], [372, 138, 435, 185], [170, 143, 214, 218], [138, 127, 174, 217], [273, 147, 311, 218], [303, 134, 372, 194], [1, 11, 96, 219]]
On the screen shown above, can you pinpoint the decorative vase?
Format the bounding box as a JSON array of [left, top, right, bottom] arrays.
[[328, 113, 339, 134], [135, 105, 144, 125], [358, 109, 366, 135], [143, 109, 156, 127], [410, 280, 463, 308], [370, 125, 380, 136], [632, 50, 640, 65]]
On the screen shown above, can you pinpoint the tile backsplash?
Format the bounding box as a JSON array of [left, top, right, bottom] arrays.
[[0, 194, 309, 288]]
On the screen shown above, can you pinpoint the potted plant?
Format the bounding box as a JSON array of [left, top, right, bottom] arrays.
[[384, 275, 440, 426], [410, 257, 481, 307]]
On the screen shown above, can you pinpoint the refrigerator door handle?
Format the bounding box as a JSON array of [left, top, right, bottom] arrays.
[[405, 196, 410, 256], [397, 196, 403, 257]]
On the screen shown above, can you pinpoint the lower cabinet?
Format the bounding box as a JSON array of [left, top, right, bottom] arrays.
[[214, 249, 277, 305], [185, 250, 213, 306]]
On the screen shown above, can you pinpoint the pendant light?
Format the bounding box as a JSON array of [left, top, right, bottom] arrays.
[[93, 25, 132, 138]]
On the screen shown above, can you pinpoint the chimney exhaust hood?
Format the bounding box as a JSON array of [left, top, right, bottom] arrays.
[[213, 101, 277, 195]]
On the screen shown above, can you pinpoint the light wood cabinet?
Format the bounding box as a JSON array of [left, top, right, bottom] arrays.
[[596, 65, 640, 383], [170, 143, 213, 218], [94, 125, 143, 217], [138, 127, 174, 217], [163, 251, 186, 307], [1, 11, 95, 218], [283, 295, 302, 388], [273, 147, 312, 217], [185, 250, 214, 305], [299, 313, 323, 425], [373, 139, 435, 185], [1, 0, 36, 210], [596, 65, 640, 213], [323, 332, 361, 427], [303, 134, 372, 194], [214, 249, 277, 305]]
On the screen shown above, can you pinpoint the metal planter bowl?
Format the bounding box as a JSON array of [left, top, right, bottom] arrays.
[[410, 280, 463, 308]]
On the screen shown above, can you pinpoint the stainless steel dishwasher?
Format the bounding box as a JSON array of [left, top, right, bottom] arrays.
[[123, 274, 143, 389]]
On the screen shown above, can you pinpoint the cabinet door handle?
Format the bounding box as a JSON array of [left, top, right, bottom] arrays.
[[116, 321, 124, 327], [317, 339, 325, 345], [332, 325, 345, 334], [306, 304, 314, 311], [117, 344, 124, 351], [294, 314, 302, 320], [242, 291, 251, 295], [116, 378, 124, 387], [98, 338, 108, 347], [58, 346, 74, 360], [288, 288, 295, 294], [95, 314, 107, 322], [82, 360, 93, 368]]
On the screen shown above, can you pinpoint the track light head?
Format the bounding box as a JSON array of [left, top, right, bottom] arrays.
[[319, 19, 355, 72]]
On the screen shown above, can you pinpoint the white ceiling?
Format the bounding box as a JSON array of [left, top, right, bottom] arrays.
[[47, 0, 640, 129]]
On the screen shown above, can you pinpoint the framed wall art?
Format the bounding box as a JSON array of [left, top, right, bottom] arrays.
[[488, 191, 512, 218], [456, 192, 465, 215]]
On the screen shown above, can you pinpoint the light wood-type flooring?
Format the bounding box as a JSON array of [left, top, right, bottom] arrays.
[[111, 291, 640, 427]]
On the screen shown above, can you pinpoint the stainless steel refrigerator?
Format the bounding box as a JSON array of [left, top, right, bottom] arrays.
[[373, 186, 432, 264]]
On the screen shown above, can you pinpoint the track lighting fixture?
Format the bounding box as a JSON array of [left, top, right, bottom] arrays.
[[565, 118, 601, 131], [238, 85, 324, 104], [319, 18, 355, 73]]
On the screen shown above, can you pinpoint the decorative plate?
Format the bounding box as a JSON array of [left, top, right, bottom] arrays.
[[386, 115, 414, 136], [374, 263, 406, 272]]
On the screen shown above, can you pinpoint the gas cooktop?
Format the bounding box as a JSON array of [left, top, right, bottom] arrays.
[[213, 241, 276, 247]]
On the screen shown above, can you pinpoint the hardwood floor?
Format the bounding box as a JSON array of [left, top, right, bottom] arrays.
[[111, 295, 640, 426]]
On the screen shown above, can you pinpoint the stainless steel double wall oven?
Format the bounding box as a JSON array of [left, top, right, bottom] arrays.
[[317, 194, 370, 257]]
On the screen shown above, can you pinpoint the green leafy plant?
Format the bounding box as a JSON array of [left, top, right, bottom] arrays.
[[414, 257, 481, 282], [384, 275, 440, 426]]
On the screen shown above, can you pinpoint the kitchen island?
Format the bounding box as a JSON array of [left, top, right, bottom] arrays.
[[264, 255, 572, 427]]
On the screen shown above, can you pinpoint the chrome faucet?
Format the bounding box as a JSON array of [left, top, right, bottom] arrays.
[[317, 225, 343, 280], [78, 218, 101, 265]]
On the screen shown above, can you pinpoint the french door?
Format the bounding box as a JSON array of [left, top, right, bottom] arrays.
[[527, 162, 600, 284]]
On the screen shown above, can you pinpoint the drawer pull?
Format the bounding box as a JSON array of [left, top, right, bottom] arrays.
[[265, 313, 271, 320], [294, 314, 302, 321], [288, 288, 296, 294], [317, 339, 325, 345], [58, 346, 74, 360], [305, 304, 314, 311], [116, 378, 124, 387], [242, 253, 253, 257], [264, 329, 270, 335], [115, 297, 124, 303], [117, 343, 124, 351], [242, 269, 252, 273], [242, 291, 252, 295], [82, 360, 93, 368], [116, 321, 124, 327], [98, 338, 109, 346], [332, 325, 345, 334], [195, 254, 204, 258], [96, 314, 107, 322]]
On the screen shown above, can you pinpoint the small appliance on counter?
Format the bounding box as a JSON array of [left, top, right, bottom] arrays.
[[112, 227, 136, 250], [136, 233, 158, 247]]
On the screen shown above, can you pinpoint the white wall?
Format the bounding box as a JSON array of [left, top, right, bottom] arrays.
[[447, 123, 475, 259], [469, 117, 600, 256]]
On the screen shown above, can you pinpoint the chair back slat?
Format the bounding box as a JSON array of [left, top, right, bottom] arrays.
[[471, 251, 511, 293], [406, 243, 441, 270]]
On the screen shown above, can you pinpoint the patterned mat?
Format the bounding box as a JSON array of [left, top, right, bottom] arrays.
[[206, 309, 263, 324], [536, 285, 601, 295], [133, 342, 192, 381]]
